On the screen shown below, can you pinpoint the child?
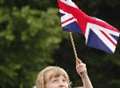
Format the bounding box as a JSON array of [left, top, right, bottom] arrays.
[[35, 58, 93, 88]]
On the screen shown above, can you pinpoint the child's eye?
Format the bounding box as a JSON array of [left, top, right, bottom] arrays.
[[52, 79, 58, 83], [62, 79, 67, 82]]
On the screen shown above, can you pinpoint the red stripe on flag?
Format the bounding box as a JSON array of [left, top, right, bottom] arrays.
[[57, 0, 87, 33], [100, 30, 117, 46], [61, 17, 74, 24]]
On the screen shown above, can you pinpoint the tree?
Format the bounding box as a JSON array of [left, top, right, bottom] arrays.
[[0, 0, 64, 87]]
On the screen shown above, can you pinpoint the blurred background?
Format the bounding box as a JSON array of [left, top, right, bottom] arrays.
[[0, 0, 120, 88]]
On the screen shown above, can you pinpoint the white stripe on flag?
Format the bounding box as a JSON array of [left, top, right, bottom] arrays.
[[62, 18, 76, 27]]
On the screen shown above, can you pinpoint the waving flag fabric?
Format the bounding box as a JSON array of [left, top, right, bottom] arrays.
[[57, 0, 120, 53]]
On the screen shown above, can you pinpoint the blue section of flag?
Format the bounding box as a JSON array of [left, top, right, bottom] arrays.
[[111, 34, 120, 41], [60, 13, 64, 16], [87, 30, 112, 53], [63, 22, 81, 32]]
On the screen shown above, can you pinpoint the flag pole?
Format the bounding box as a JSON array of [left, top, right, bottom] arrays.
[[69, 32, 82, 62]]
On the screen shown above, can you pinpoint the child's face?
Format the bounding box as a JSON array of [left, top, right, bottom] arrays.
[[45, 74, 69, 88]]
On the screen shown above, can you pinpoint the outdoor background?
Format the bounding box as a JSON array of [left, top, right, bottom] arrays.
[[0, 0, 120, 88]]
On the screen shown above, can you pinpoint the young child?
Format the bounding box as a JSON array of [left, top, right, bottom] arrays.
[[35, 58, 93, 88]]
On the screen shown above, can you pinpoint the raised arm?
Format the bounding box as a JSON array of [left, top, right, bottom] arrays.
[[76, 58, 93, 88]]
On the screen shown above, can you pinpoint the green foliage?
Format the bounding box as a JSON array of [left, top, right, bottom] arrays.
[[0, 1, 64, 87]]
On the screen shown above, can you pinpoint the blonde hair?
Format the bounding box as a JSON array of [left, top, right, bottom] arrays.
[[36, 66, 70, 88]]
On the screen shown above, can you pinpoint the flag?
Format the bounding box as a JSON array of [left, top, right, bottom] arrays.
[[57, 0, 120, 53]]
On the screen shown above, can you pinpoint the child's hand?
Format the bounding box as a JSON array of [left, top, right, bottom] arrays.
[[76, 58, 87, 76]]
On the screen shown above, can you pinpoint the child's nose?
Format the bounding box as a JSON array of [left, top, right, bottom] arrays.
[[59, 80, 66, 87]]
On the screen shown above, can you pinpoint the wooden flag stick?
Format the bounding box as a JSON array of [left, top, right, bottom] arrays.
[[69, 32, 78, 59], [69, 32, 81, 63]]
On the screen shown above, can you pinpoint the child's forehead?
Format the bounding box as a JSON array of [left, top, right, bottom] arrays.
[[45, 69, 68, 81], [50, 73, 66, 80]]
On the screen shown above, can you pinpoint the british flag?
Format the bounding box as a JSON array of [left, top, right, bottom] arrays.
[[57, 0, 120, 53]]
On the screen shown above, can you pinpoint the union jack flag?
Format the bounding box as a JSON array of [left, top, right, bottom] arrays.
[[57, 0, 120, 53]]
